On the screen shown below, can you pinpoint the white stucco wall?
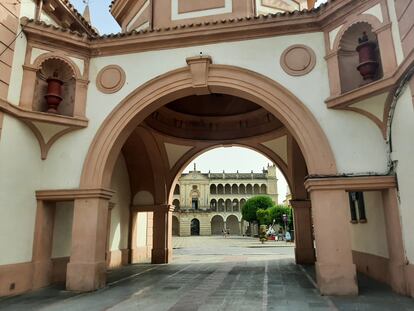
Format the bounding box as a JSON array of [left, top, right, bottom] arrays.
[[0, 4, 396, 265], [391, 87, 414, 263], [349, 191, 389, 258], [51, 201, 74, 258], [109, 155, 131, 252]]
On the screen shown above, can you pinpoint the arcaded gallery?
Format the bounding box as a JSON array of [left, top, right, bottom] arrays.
[[0, 0, 414, 302]]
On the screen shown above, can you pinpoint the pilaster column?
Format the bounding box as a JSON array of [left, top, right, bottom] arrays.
[[305, 179, 358, 296], [66, 189, 114, 292], [382, 188, 408, 295], [152, 205, 174, 264], [290, 200, 316, 265], [375, 24, 397, 77], [31, 200, 55, 289]]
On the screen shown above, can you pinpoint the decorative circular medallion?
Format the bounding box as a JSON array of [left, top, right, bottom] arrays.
[[96, 65, 126, 94], [280, 45, 316, 76]]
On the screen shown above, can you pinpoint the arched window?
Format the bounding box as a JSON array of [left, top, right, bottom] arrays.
[[210, 184, 217, 194], [246, 184, 253, 194], [172, 199, 180, 210], [174, 184, 180, 195], [231, 184, 238, 194], [218, 199, 225, 212], [225, 184, 231, 194], [210, 199, 217, 211], [260, 184, 267, 194], [253, 184, 260, 194], [239, 184, 246, 194], [232, 199, 239, 212], [225, 199, 232, 212], [240, 199, 246, 209], [217, 184, 224, 195]]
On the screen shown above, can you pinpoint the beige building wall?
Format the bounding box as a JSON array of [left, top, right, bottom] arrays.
[[349, 191, 389, 258]]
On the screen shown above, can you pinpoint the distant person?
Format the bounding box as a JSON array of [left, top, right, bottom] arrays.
[[223, 228, 227, 238], [285, 231, 291, 242]]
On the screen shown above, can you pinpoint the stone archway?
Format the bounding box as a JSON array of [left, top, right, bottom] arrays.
[[67, 60, 359, 296], [226, 215, 240, 236], [211, 215, 224, 235]]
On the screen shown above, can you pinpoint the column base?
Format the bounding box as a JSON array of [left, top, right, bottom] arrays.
[[316, 262, 358, 296], [295, 247, 316, 265], [32, 260, 53, 289], [151, 248, 172, 264], [66, 261, 106, 292], [388, 261, 408, 295], [406, 264, 414, 298]]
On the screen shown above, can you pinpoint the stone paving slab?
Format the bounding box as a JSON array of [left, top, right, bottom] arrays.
[[0, 237, 413, 310]]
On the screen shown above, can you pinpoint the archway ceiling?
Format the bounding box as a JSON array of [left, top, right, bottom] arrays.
[[121, 123, 294, 203], [144, 93, 284, 141]]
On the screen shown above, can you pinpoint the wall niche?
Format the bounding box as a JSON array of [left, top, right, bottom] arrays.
[[33, 58, 76, 116], [338, 22, 383, 94]]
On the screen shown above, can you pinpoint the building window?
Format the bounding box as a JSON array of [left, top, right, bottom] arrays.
[[192, 198, 198, 210], [348, 192, 367, 224]]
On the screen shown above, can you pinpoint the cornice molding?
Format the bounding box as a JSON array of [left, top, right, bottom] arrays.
[[21, 0, 375, 57], [36, 188, 115, 201], [304, 175, 397, 192]]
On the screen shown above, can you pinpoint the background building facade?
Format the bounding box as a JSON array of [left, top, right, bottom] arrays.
[[172, 164, 278, 236]]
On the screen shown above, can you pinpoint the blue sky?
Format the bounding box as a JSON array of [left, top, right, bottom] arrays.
[[70, 0, 328, 34]]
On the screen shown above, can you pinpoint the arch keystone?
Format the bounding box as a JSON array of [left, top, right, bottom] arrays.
[[186, 55, 212, 95]]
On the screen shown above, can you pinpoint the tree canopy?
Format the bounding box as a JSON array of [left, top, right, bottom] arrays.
[[241, 195, 275, 223]]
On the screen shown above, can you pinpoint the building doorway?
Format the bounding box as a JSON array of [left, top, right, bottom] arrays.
[[211, 215, 224, 235], [191, 219, 200, 236]]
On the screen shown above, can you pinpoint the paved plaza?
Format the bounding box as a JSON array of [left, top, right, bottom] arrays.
[[0, 236, 413, 310]]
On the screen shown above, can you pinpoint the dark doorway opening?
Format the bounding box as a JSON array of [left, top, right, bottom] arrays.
[[191, 219, 200, 236]]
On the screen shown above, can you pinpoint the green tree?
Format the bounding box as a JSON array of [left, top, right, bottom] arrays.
[[241, 195, 275, 223], [268, 204, 293, 229], [256, 208, 271, 225]]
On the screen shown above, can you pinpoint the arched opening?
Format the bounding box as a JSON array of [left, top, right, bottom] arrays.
[[225, 199, 232, 212], [253, 184, 260, 194], [211, 215, 224, 235], [173, 184, 180, 195], [232, 199, 239, 212], [226, 215, 240, 235], [218, 199, 225, 212], [72, 64, 346, 295], [232, 184, 238, 194], [172, 199, 180, 211], [210, 184, 217, 194], [190, 219, 200, 236], [210, 199, 217, 211], [261, 184, 267, 194], [172, 216, 180, 236], [239, 184, 246, 194], [338, 22, 383, 93], [240, 198, 247, 209]]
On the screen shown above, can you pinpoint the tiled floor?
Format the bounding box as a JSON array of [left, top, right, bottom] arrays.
[[0, 236, 413, 311]]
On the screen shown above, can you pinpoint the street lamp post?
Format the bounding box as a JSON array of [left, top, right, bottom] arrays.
[[282, 214, 288, 233]]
